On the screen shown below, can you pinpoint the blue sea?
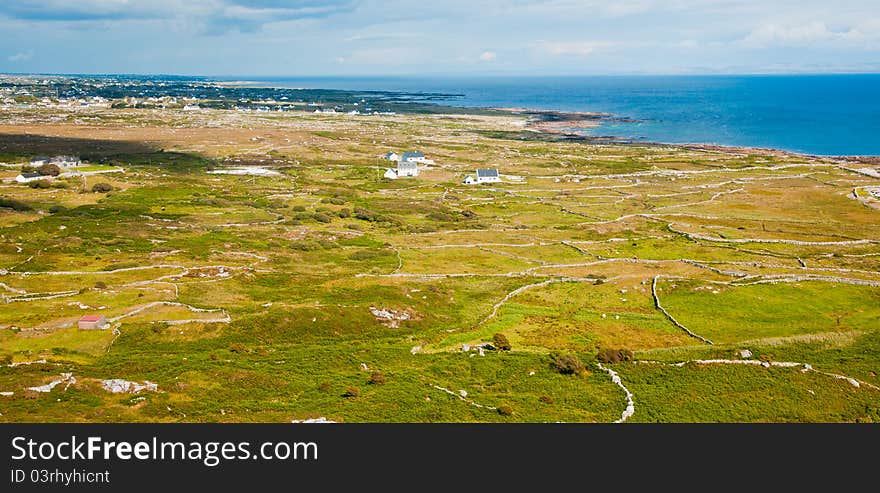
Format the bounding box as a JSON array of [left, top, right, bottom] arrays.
[[234, 75, 880, 156]]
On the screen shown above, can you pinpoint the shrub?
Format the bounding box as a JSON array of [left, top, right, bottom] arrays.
[[38, 163, 61, 176], [313, 212, 332, 223], [292, 205, 307, 212], [94, 281, 107, 289], [48, 205, 66, 214], [0, 353, 12, 365], [338, 208, 351, 218], [342, 386, 360, 398], [229, 342, 248, 354], [427, 211, 454, 222], [317, 381, 332, 392], [549, 351, 584, 375], [368, 371, 386, 385], [538, 395, 554, 404], [493, 333, 512, 351], [0, 197, 31, 211], [205, 163, 216, 172], [596, 348, 634, 364], [92, 182, 113, 193], [497, 404, 514, 416], [28, 180, 53, 189], [353, 207, 385, 222]]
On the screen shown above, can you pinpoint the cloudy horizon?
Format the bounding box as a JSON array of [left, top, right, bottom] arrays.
[[2, 1, 879, 76]]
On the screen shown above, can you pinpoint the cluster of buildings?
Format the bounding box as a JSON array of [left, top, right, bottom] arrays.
[[380, 150, 501, 184], [382, 151, 432, 179], [15, 155, 82, 183]]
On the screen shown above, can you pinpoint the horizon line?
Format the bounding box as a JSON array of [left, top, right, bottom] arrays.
[[3, 71, 880, 80]]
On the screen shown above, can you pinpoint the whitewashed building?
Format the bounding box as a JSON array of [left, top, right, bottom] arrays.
[[397, 161, 419, 177], [401, 151, 429, 164], [15, 172, 45, 183], [465, 168, 500, 184], [49, 155, 81, 169]]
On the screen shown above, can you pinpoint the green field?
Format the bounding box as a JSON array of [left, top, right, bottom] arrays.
[[0, 105, 878, 422]]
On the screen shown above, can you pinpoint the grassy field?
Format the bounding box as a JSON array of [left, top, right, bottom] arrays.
[[0, 105, 878, 422]]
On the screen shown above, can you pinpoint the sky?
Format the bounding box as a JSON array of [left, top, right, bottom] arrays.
[[1, 0, 879, 76]]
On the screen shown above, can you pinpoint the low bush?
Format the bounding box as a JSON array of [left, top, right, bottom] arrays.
[[28, 180, 53, 189], [549, 351, 585, 375], [92, 182, 113, 193], [596, 348, 634, 364], [313, 212, 332, 223], [0, 197, 31, 211], [493, 333, 512, 351], [368, 371, 386, 385]]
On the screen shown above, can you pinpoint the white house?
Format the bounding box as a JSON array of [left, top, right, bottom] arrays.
[[384, 161, 420, 180], [15, 172, 45, 183], [49, 155, 81, 169], [401, 151, 429, 164], [30, 156, 49, 167], [384, 152, 400, 162], [397, 161, 419, 177], [474, 168, 500, 184]]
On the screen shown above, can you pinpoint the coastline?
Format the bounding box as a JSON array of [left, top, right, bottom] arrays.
[[480, 106, 879, 160]]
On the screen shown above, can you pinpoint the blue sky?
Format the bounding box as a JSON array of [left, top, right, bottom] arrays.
[[1, 0, 879, 76]]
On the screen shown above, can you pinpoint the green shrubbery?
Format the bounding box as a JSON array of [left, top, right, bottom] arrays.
[[596, 348, 634, 364], [0, 197, 31, 211], [549, 351, 584, 375], [493, 333, 512, 351], [313, 212, 332, 223], [368, 371, 386, 385]]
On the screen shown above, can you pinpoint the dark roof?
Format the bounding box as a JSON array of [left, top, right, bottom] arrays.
[[398, 161, 418, 170], [30, 156, 49, 162], [20, 172, 41, 179], [476, 168, 499, 178], [401, 151, 424, 160]]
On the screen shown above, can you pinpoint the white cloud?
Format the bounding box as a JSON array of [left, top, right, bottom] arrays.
[[536, 41, 617, 57], [741, 20, 880, 49], [8, 49, 34, 62], [478, 51, 496, 62]]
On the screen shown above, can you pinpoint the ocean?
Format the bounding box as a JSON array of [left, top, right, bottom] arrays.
[[231, 74, 880, 156]]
